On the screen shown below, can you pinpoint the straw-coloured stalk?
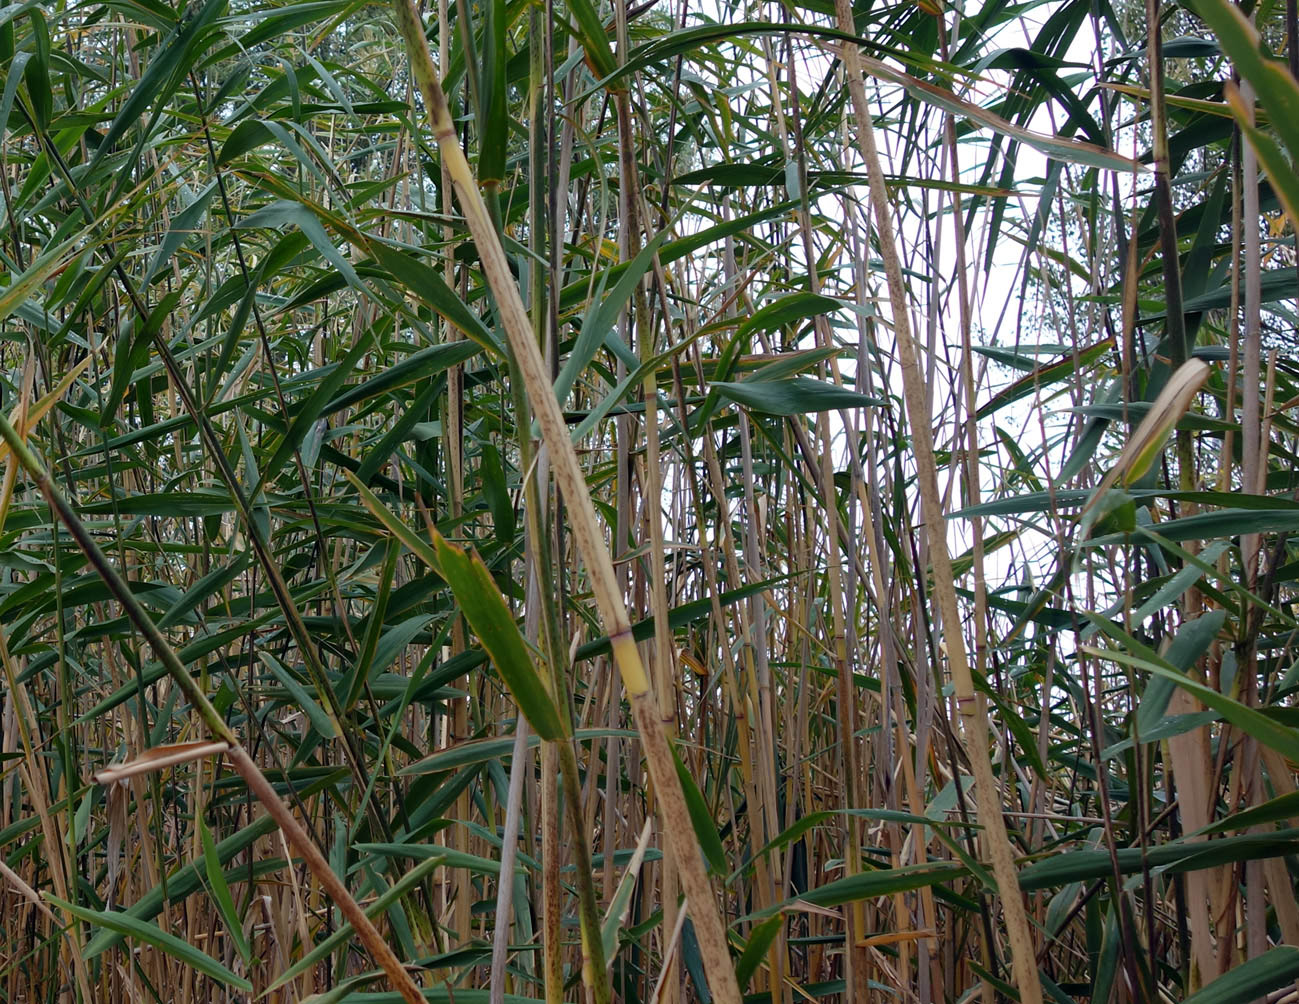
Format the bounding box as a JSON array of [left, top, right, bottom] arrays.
[[8, 3, 1295, 1001], [831, 1, 1044, 1000], [388, 3, 742, 1001]]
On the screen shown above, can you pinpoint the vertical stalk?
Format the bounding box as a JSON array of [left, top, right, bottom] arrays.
[[1238, 54, 1265, 993], [488, 717, 531, 1004], [1145, 0, 1187, 371], [438, 0, 472, 945], [389, 5, 741, 1001], [541, 739, 563, 1003], [830, 5, 1044, 1002]]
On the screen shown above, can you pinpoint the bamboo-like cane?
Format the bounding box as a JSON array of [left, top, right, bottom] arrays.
[[388, 4, 742, 1002], [830, 2, 1045, 1002]]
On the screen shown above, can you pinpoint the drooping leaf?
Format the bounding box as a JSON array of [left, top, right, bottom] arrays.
[[431, 532, 566, 741], [49, 894, 252, 992]]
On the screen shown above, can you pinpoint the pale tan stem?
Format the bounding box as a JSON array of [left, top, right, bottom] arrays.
[[389, 5, 741, 1001], [830, 4, 1043, 1002], [541, 741, 563, 1004]]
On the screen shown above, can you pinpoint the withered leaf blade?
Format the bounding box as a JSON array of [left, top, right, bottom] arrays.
[[93, 741, 230, 786]]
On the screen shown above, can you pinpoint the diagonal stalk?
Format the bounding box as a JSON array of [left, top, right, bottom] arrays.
[[389, 4, 741, 1001], [830, 3, 1044, 1002]]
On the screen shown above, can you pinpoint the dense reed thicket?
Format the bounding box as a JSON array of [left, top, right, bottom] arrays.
[[2, 0, 1299, 1002]]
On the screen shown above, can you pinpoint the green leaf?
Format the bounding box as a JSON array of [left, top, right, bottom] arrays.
[[1225, 81, 1299, 228], [742, 861, 969, 922], [672, 741, 727, 876], [157, 553, 252, 629], [712, 376, 879, 415], [431, 532, 566, 741], [1083, 645, 1299, 764], [976, 338, 1113, 420], [48, 894, 252, 992], [297, 986, 544, 1004], [365, 242, 499, 353], [738, 292, 844, 339], [1185, 0, 1299, 165], [344, 471, 442, 568], [1018, 828, 1299, 889], [554, 228, 669, 404], [479, 442, 514, 545], [1130, 609, 1227, 740], [357, 841, 508, 875], [592, 23, 1142, 172], [260, 651, 337, 739], [573, 574, 794, 662], [217, 119, 278, 163], [235, 200, 365, 293], [1181, 268, 1299, 313], [1182, 947, 1299, 1004], [88, 0, 227, 176], [0, 227, 94, 324], [343, 537, 401, 710], [1201, 791, 1299, 836], [565, 0, 616, 79], [199, 815, 253, 966], [735, 914, 783, 991], [82, 772, 342, 958], [325, 340, 479, 416], [477, 0, 507, 184], [1089, 507, 1299, 545], [600, 822, 652, 965], [401, 728, 636, 775], [260, 335, 371, 486], [366, 615, 436, 697], [143, 182, 217, 286]]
